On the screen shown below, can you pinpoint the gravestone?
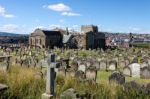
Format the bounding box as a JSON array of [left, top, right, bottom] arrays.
[[140, 61, 149, 68], [93, 62, 100, 70], [0, 83, 8, 99], [99, 60, 107, 71], [75, 70, 85, 80], [145, 83, 150, 94], [0, 56, 11, 72], [129, 63, 140, 78], [60, 88, 79, 99], [140, 67, 150, 79], [78, 64, 86, 73], [86, 61, 92, 68], [109, 71, 125, 85], [123, 81, 141, 93], [42, 53, 60, 99], [86, 67, 97, 81], [119, 61, 126, 68], [123, 66, 131, 77], [108, 60, 117, 71]]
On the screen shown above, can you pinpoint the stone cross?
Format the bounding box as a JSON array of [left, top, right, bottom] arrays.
[[42, 53, 60, 99]]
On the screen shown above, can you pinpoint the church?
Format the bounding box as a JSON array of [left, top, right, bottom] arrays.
[[29, 25, 106, 50]]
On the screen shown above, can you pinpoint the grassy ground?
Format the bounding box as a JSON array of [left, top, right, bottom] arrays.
[[0, 65, 45, 99], [97, 71, 150, 84], [0, 66, 150, 99]]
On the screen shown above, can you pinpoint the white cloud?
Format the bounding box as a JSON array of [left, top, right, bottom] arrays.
[[44, 3, 81, 17], [47, 3, 71, 12], [49, 24, 61, 30], [0, 6, 15, 18], [61, 12, 81, 16], [127, 27, 150, 34], [0, 24, 33, 34], [33, 26, 46, 30], [0, 24, 19, 33]]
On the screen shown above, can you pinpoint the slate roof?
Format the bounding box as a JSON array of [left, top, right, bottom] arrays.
[[63, 34, 73, 43], [41, 30, 62, 36]]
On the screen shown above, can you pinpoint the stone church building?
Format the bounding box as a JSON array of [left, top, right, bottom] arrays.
[[29, 25, 106, 49]]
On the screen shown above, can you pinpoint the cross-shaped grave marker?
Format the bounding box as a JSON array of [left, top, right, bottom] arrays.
[[42, 52, 60, 99]]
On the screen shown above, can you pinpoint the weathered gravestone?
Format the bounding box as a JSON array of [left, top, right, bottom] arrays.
[[109, 71, 125, 85], [93, 61, 100, 70], [119, 61, 126, 68], [129, 63, 140, 78], [140, 67, 150, 79], [86, 61, 92, 68], [140, 61, 149, 68], [0, 56, 11, 72], [123, 81, 142, 93], [86, 67, 97, 81], [108, 60, 117, 71], [144, 83, 150, 94], [99, 60, 107, 71], [78, 63, 86, 73], [123, 66, 131, 77], [0, 84, 8, 99], [75, 70, 86, 80], [60, 88, 79, 99], [42, 53, 60, 99]]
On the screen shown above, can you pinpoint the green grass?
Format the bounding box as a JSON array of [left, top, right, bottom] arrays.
[[0, 65, 45, 99], [96, 71, 150, 84], [131, 43, 150, 48]]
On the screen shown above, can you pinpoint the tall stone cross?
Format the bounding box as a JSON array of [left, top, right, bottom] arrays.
[[42, 52, 60, 99]]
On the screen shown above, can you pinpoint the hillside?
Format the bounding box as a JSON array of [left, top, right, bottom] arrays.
[[0, 32, 28, 37]]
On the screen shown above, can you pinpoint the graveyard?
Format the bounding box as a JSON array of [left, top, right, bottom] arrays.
[[0, 47, 150, 99]]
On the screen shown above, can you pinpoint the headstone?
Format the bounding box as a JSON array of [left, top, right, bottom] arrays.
[[86, 61, 92, 68], [60, 88, 79, 99], [78, 64, 86, 73], [109, 71, 125, 85], [108, 60, 117, 71], [0, 56, 10, 72], [0, 83, 8, 99], [119, 61, 126, 68], [42, 53, 60, 99], [140, 61, 149, 68], [86, 67, 97, 81], [123, 66, 131, 77], [99, 60, 107, 71], [75, 70, 85, 80], [93, 62, 100, 70], [129, 63, 140, 78], [144, 83, 150, 94], [123, 81, 141, 93], [140, 67, 150, 79]]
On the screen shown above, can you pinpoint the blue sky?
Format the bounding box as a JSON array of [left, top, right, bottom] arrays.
[[0, 0, 150, 34]]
